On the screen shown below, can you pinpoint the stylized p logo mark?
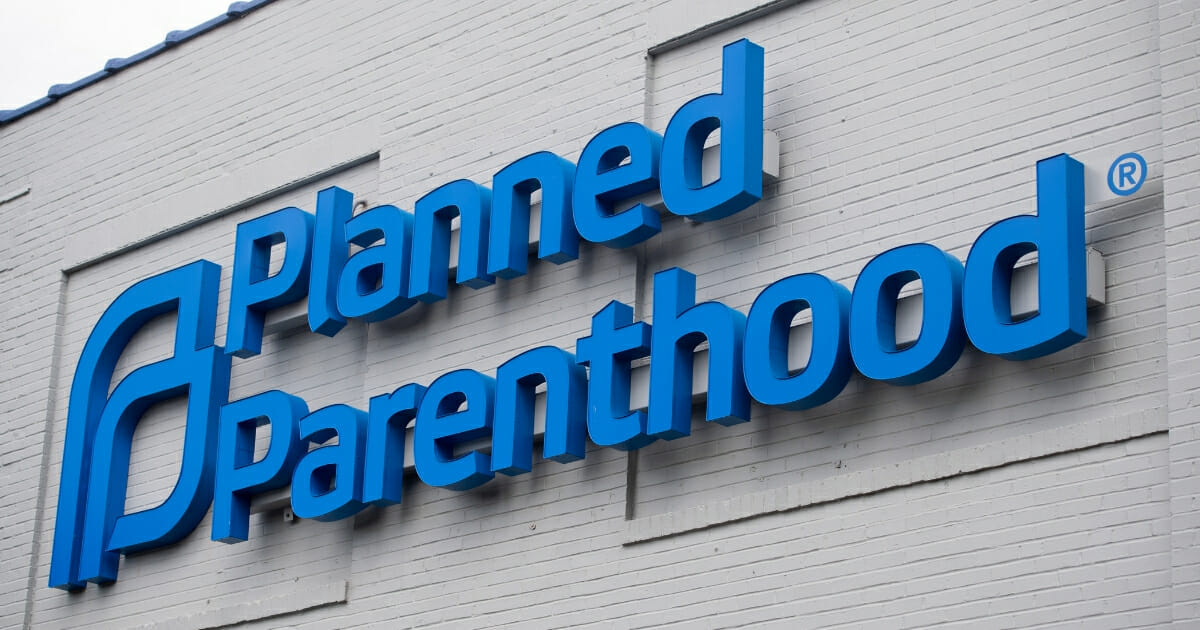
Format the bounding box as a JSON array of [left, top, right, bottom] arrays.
[[49, 261, 231, 590]]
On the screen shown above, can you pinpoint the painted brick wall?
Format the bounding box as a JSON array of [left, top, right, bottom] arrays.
[[1162, 0, 1200, 626], [0, 0, 1191, 627], [633, 0, 1167, 521]]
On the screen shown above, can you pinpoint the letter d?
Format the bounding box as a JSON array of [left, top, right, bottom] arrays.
[[963, 154, 1086, 359], [659, 39, 764, 222]]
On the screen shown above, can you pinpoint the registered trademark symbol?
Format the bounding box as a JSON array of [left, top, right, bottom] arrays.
[[1107, 152, 1147, 196]]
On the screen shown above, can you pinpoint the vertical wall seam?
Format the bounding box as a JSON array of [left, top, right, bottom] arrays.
[[625, 49, 658, 522], [22, 271, 70, 629]]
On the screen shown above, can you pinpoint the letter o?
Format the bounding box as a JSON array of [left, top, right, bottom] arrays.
[[743, 273, 852, 409], [849, 243, 966, 385]]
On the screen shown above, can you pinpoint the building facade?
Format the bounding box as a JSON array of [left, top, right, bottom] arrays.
[[2, 0, 1199, 628]]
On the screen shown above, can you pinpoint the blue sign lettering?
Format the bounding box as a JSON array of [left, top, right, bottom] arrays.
[[50, 39, 1091, 589], [212, 390, 308, 543]]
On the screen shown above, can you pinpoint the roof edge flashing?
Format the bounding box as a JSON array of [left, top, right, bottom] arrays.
[[0, 0, 275, 126]]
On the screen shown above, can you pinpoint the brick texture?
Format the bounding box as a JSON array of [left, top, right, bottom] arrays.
[[0, 0, 1192, 628], [1163, 0, 1200, 625]]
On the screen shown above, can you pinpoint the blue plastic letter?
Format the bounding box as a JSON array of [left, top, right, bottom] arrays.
[[413, 369, 495, 490], [290, 405, 368, 522], [963, 154, 1087, 359], [659, 39, 764, 221], [52, 261, 230, 589], [849, 244, 966, 385], [78, 347, 230, 584], [409, 179, 494, 302], [647, 268, 750, 439], [743, 273, 853, 409], [309, 186, 355, 336], [336, 204, 417, 321], [227, 207, 314, 357], [362, 383, 425, 506], [487, 151, 578, 278], [492, 346, 587, 475], [212, 390, 308, 543], [573, 122, 663, 248], [575, 301, 654, 450]]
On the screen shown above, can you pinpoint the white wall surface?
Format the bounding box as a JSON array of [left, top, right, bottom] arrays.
[[0, 0, 1193, 628]]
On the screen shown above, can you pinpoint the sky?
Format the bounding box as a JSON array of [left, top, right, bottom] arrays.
[[0, 0, 236, 110]]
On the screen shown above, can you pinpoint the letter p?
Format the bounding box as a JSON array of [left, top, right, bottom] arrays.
[[212, 391, 309, 543]]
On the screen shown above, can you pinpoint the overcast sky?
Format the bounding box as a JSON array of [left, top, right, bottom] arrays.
[[1, 0, 235, 110]]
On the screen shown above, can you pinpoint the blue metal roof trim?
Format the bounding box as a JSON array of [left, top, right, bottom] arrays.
[[0, 97, 55, 123], [104, 56, 132, 72], [47, 70, 111, 99], [165, 14, 233, 46], [103, 42, 169, 74], [226, 1, 273, 17], [0, 0, 276, 126], [163, 30, 191, 47]]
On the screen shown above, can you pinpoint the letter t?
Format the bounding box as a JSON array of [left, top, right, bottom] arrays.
[[575, 300, 654, 450]]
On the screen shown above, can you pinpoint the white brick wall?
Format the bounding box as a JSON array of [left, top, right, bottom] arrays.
[[0, 0, 1193, 627], [633, 0, 1168, 526], [1162, 0, 1200, 626]]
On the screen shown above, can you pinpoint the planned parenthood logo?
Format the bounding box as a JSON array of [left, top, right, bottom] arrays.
[[50, 263, 230, 589], [50, 39, 1105, 590]]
